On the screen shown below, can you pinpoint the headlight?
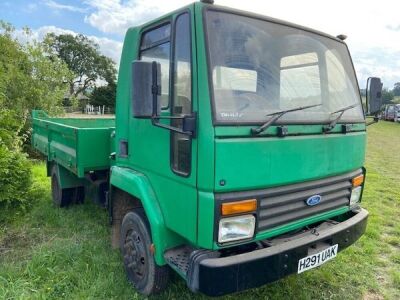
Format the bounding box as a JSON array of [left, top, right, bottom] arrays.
[[218, 214, 255, 243], [350, 186, 362, 207]]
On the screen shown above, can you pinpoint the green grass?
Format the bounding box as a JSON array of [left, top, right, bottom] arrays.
[[1, 121, 400, 299]]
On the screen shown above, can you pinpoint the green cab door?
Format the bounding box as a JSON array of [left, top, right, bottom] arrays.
[[127, 8, 199, 244]]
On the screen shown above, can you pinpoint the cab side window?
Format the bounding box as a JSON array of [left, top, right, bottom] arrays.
[[140, 23, 171, 108]]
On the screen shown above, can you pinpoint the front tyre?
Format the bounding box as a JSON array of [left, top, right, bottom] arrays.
[[121, 209, 169, 296]]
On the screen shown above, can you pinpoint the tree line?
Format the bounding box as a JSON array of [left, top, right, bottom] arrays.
[[46, 33, 117, 110], [361, 82, 400, 105], [381, 83, 400, 104]]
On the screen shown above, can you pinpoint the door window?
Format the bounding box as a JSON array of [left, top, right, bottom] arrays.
[[171, 13, 192, 175], [140, 23, 171, 108]]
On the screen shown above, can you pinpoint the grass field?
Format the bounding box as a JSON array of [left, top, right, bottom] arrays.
[[1, 122, 399, 299]]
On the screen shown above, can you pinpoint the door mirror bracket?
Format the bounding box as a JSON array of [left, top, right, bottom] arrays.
[[366, 116, 380, 126], [151, 113, 197, 137], [131, 60, 196, 136]]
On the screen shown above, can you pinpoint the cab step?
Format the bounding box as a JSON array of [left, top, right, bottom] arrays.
[[164, 246, 194, 278], [164, 245, 220, 288]]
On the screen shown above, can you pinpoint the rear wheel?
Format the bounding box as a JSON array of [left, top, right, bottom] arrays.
[[121, 209, 169, 296], [51, 165, 73, 207]]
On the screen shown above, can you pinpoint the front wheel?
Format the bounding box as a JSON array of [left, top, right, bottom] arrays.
[[121, 209, 169, 296]]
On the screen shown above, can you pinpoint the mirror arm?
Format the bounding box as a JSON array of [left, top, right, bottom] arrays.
[[151, 61, 161, 117], [153, 115, 188, 120], [366, 115, 379, 126], [148, 60, 196, 136], [151, 113, 197, 137], [151, 119, 191, 135]]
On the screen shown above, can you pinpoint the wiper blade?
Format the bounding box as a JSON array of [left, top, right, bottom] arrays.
[[323, 104, 358, 133], [251, 104, 322, 135]]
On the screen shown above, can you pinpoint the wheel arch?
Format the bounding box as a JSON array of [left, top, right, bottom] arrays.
[[109, 166, 183, 265]]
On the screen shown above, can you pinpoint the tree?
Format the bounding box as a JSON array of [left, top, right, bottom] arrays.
[[0, 109, 31, 209], [0, 23, 72, 115], [45, 33, 117, 98], [89, 81, 116, 110], [382, 88, 394, 104], [393, 82, 400, 97], [0, 22, 72, 209]]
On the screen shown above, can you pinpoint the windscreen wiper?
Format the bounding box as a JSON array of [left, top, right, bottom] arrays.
[[323, 104, 357, 133], [250, 104, 322, 135]]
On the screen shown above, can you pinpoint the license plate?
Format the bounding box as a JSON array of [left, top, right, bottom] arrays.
[[297, 244, 338, 274]]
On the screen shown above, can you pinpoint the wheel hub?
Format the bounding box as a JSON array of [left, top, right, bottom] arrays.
[[124, 230, 146, 280]]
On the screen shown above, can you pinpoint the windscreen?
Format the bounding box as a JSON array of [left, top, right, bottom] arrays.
[[205, 10, 364, 124]]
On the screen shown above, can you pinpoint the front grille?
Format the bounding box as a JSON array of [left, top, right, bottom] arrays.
[[257, 169, 362, 231]]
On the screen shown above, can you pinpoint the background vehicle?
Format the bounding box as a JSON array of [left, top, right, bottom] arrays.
[[383, 104, 400, 121], [32, 0, 383, 297], [394, 104, 400, 122]]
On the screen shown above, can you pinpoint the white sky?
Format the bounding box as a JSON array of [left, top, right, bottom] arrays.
[[16, 0, 400, 88], [83, 0, 400, 88]]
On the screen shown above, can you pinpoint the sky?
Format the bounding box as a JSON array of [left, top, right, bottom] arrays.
[[1, 0, 400, 88]]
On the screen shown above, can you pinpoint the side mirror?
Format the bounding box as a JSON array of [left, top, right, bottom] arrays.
[[131, 60, 161, 118], [366, 77, 382, 115]]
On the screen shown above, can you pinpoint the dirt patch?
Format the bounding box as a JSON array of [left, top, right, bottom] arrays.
[[0, 231, 29, 255], [0, 228, 49, 256], [362, 291, 384, 300]]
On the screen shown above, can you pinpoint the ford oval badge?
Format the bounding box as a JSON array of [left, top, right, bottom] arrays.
[[306, 195, 322, 206]]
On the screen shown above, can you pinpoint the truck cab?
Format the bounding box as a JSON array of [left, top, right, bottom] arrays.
[[32, 1, 383, 297], [110, 1, 383, 296]]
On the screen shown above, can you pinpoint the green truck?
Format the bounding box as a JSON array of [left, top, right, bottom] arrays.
[[32, 0, 383, 297]]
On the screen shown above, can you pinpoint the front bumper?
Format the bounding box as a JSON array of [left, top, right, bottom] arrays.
[[188, 208, 368, 297]]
